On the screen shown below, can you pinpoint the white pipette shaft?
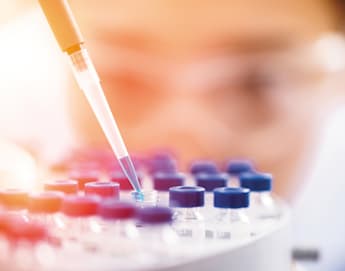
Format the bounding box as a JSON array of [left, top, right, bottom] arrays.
[[38, 0, 141, 192], [69, 49, 141, 192]]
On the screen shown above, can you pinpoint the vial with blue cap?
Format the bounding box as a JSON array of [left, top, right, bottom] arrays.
[[195, 173, 227, 214], [153, 172, 185, 205], [226, 159, 254, 187], [169, 186, 205, 240], [97, 200, 139, 258], [210, 187, 251, 240], [240, 172, 281, 233], [136, 207, 179, 260]]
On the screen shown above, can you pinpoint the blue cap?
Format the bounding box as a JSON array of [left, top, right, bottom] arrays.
[[153, 172, 185, 191], [214, 187, 250, 209], [98, 200, 136, 220], [136, 207, 173, 224], [195, 173, 227, 191], [190, 161, 218, 175], [239, 172, 272, 192], [226, 160, 253, 175], [169, 186, 205, 208]]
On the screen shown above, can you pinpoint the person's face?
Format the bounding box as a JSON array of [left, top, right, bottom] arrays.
[[68, 0, 336, 198]]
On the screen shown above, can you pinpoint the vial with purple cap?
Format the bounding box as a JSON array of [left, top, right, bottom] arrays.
[[169, 186, 205, 240], [226, 160, 254, 187], [153, 172, 185, 205], [195, 173, 227, 212], [97, 200, 139, 258], [136, 207, 178, 259]]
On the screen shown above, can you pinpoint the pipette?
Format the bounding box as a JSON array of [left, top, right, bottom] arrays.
[[38, 0, 142, 193]]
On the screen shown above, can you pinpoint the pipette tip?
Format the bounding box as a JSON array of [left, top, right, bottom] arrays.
[[119, 156, 142, 193]]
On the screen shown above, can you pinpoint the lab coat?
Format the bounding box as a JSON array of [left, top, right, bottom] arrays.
[[1, 8, 345, 271]]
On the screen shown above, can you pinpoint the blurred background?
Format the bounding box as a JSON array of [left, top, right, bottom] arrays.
[[0, 0, 345, 270]]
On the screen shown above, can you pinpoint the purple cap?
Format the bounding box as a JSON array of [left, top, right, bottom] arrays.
[[153, 172, 185, 191], [0, 189, 28, 209], [169, 186, 205, 208], [190, 161, 218, 175], [110, 172, 142, 191], [226, 160, 254, 175], [28, 192, 63, 214], [68, 170, 99, 190], [98, 200, 136, 220], [195, 173, 227, 191], [85, 181, 120, 199], [61, 195, 100, 217], [44, 180, 78, 194], [136, 207, 173, 224], [147, 153, 177, 174]]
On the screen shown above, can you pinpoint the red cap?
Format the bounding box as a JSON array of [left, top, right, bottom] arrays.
[[61, 195, 100, 217], [110, 171, 142, 191], [44, 180, 78, 194], [0, 189, 28, 209], [28, 192, 63, 214], [85, 181, 120, 199], [68, 170, 99, 190]]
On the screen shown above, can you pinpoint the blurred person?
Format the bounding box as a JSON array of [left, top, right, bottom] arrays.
[[67, 0, 343, 199], [0, 0, 345, 270]]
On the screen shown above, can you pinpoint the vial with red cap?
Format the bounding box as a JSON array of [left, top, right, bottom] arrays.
[[0, 216, 56, 270], [68, 170, 100, 190], [44, 180, 79, 195], [28, 191, 64, 237], [97, 200, 139, 257], [85, 181, 120, 199], [0, 189, 29, 219], [60, 195, 101, 251]]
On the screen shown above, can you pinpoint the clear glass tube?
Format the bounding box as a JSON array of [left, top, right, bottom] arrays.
[[97, 219, 139, 257], [249, 192, 281, 234], [131, 190, 158, 208], [210, 208, 251, 240], [172, 207, 205, 240]]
